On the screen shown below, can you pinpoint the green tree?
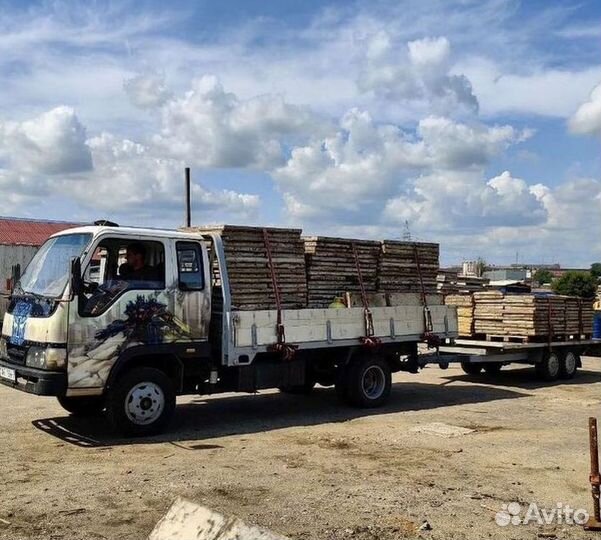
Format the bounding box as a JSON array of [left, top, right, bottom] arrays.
[[591, 263, 601, 280], [552, 271, 597, 298], [533, 269, 553, 284]]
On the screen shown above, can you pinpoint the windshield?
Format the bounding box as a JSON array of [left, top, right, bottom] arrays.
[[17, 233, 92, 298]]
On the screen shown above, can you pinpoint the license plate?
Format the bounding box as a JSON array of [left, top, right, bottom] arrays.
[[0, 366, 16, 382]]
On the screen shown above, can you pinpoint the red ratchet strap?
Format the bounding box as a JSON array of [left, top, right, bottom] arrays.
[[351, 242, 380, 348], [263, 228, 297, 360], [413, 243, 436, 347]]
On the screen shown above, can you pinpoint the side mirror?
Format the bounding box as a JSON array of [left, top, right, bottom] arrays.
[[70, 257, 83, 297]]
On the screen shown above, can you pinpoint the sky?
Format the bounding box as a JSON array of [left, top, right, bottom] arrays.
[[0, 0, 600, 266]]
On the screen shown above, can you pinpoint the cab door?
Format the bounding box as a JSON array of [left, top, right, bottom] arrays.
[[173, 240, 211, 341]]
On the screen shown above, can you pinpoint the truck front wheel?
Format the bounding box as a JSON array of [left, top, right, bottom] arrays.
[[57, 395, 105, 416], [106, 367, 176, 437], [346, 356, 391, 408]]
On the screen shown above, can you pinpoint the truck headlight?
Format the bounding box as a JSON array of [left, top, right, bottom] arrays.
[[26, 346, 66, 370], [0, 337, 7, 360]]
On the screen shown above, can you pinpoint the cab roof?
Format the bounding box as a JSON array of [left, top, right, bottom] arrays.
[[50, 225, 204, 241]]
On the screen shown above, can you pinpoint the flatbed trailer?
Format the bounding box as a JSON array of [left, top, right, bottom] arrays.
[[437, 337, 601, 380]]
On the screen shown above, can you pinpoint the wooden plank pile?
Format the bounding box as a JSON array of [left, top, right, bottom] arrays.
[[378, 241, 439, 294], [188, 225, 308, 311], [451, 291, 594, 339], [304, 237, 380, 308], [444, 294, 474, 335]]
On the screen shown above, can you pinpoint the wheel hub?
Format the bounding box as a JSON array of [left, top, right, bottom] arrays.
[[125, 382, 164, 426], [362, 366, 385, 399], [565, 352, 577, 374]]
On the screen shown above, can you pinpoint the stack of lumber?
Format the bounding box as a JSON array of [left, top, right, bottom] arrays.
[[444, 294, 474, 335], [304, 237, 380, 308], [188, 225, 307, 311], [455, 275, 490, 293], [437, 270, 459, 294], [378, 241, 439, 294], [464, 291, 595, 338]]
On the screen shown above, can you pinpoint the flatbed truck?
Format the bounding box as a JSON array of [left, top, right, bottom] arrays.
[[0, 224, 457, 436]]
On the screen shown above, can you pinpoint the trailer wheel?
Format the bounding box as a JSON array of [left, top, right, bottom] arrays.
[[57, 395, 105, 416], [559, 350, 579, 379], [483, 363, 502, 376], [535, 351, 562, 382], [346, 356, 391, 408], [106, 367, 176, 437], [461, 362, 482, 376]]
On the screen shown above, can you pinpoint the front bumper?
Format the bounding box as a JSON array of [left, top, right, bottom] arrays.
[[0, 358, 66, 396]]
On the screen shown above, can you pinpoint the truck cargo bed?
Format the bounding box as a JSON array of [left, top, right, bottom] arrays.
[[231, 304, 457, 349]]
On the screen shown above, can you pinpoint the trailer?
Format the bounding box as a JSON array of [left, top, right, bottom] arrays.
[[0, 224, 457, 436], [437, 337, 601, 380]]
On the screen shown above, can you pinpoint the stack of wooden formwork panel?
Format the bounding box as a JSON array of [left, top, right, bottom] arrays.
[[378, 241, 439, 295], [444, 294, 474, 336], [462, 292, 594, 339], [303, 237, 381, 308], [189, 225, 308, 311]]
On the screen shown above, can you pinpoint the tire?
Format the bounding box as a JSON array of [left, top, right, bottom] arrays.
[[483, 363, 502, 375], [106, 367, 176, 437], [535, 351, 562, 382], [279, 380, 316, 395], [57, 395, 105, 416], [559, 350, 579, 379], [346, 356, 392, 408], [461, 362, 482, 376]]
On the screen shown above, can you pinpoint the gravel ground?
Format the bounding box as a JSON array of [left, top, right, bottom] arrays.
[[1, 358, 601, 539]]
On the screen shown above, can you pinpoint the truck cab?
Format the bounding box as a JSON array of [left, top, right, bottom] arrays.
[[0, 225, 213, 434]]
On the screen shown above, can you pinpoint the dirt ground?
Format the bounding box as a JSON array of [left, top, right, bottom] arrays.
[[1, 358, 601, 540]]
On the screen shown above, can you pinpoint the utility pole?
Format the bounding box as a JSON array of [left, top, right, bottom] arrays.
[[184, 167, 191, 227]]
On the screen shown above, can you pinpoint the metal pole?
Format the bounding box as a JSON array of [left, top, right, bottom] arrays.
[[585, 417, 601, 530], [184, 167, 191, 227]]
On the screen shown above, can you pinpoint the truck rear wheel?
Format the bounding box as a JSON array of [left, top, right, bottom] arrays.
[[106, 367, 176, 437], [461, 362, 482, 376], [346, 356, 391, 408], [57, 395, 105, 416], [559, 350, 578, 379], [535, 351, 561, 382]]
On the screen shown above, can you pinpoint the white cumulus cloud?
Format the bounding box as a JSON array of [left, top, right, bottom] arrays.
[[569, 82, 601, 135], [273, 108, 531, 225], [358, 34, 478, 115], [153, 75, 327, 169], [124, 73, 171, 109], [0, 106, 92, 175]]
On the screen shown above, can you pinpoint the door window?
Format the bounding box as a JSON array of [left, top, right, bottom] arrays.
[[80, 238, 166, 316], [176, 242, 204, 290]]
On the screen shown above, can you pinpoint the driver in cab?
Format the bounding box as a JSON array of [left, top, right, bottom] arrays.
[[120, 243, 156, 282]]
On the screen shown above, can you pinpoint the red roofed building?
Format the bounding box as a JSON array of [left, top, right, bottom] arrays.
[[0, 217, 81, 313], [0, 217, 79, 247]]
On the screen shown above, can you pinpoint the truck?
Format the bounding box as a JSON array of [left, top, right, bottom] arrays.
[[0, 223, 457, 436]]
